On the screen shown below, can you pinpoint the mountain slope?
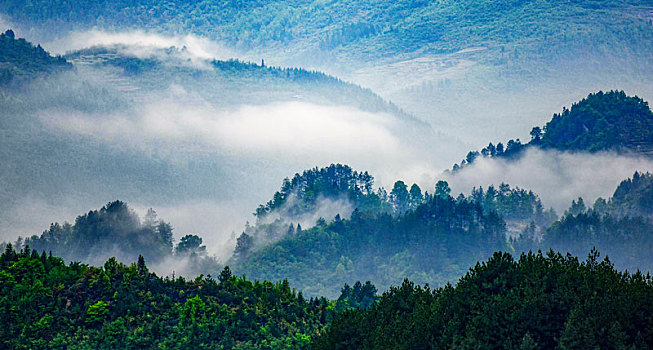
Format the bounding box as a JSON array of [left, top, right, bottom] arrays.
[[232, 178, 508, 297], [0, 29, 70, 85], [0, 34, 450, 243], [4, 0, 652, 144], [0, 246, 330, 349], [515, 172, 653, 273], [453, 90, 653, 170], [3, 0, 652, 71], [538, 91, 653, 154], [315, 251, 653, 349]]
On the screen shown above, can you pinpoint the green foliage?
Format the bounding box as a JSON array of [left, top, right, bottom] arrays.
[[18, 201, 173, 266], [515, 172, 653, 273], [0, 30, 71, 85], [540, 91, 653, 153], [335, 281, 378, 313], [607, 171, 653, 218], [470, 183, 557, 226], [452, 90, 653, 171], [0, 248, 330, 349], [175, 234, 206, 256], [9, 201, 221, 278], [314, 251, 653, 349], [234, 192, 507, 298], [254, 164, 383, 219]]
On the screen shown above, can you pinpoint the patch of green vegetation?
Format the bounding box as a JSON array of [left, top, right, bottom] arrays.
[[0, 246, 331, 349], [315, 250, 653, 349], [0, 30, 71, 85]]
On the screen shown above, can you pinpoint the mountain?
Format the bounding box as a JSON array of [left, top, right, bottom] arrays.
[[538, 91, 653, 154], [608, 171, 653, 218], [4, 0, 652, 143], [231, 164, 653, 298], [3, 0, 651, 73], [7, 200, 220, 276], [0, 33, 449, 242], [231, 168, 508, 298], [315, 251, 653, 349], [515, 172, 653, 273], [0, 29, 70, 85], [453, 90, 653, 170], [63, 45, 422, 121], [0, 246, 331, 349]]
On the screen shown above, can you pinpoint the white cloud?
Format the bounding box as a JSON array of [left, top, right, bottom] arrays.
[[39, 98, 433, 180], [443, 148, 653, 212], [45, 29, 236, 63]]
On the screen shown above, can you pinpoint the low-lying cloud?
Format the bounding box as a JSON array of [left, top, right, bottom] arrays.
[[39, 95, 438, 186], [46, 30, 236, 64], [42, 99, 401, 155], [443, 148, 653, 212]]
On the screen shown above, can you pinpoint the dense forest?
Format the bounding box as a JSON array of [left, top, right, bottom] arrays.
[[0, 245, 331, 349], [0, 29, 70, 85], [2, 0, 652, 74], [516, 172, 653, 273], [453, 90, 653, 171], [315, 251, 653, 349], [231, 165, 652, 298], [4, 166, 651, 302], [3, 246, 652, 348], [6, 201, 220, 277], [1, 3, 652, 346], [232, 166, 510, 297]]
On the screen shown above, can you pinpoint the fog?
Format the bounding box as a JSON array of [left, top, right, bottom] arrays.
[[47, 30, 237, 64], [0, 30, 447, 259], [443, 148, 653, 212], [2, 27, 652, 265], [344, 51, 653, 148], [42, 100, 402, 158]]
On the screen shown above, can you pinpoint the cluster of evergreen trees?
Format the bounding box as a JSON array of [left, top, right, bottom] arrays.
[[253, 164, 380, 219], [516, 172, 653, 273], [233, 179, 508, 297], [0, 246, 331, 349], [315, 250, 653, 349], [4, 245, 652, 348], [469, 183, 557, 226], [453, 90, 653, 171], [5, 201, 219, 277], [232, 165, 653, 299], [0, 30, 70, 85]]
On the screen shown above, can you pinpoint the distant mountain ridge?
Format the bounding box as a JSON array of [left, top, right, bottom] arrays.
[[453, 90, 653, 171], [2, 0, 651, 72], [64, 45, 423, 123]]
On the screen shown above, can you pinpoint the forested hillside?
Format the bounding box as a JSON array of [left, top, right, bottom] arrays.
[[315, 251, 653, 349], [0, 34, 444, 243], [516, 172, 653, 273], [453, 91, 653, 170], [609, 171, 653, 218], [7, 201, 220, 276], [64, 46, 418, 118], [0, 246, 330, 349], [233, 174, 508, 297], [232, 164, 653, 298], [0, 30, 70, 85], [1, 0, 652, 348], [2, 0, 651, 72]]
